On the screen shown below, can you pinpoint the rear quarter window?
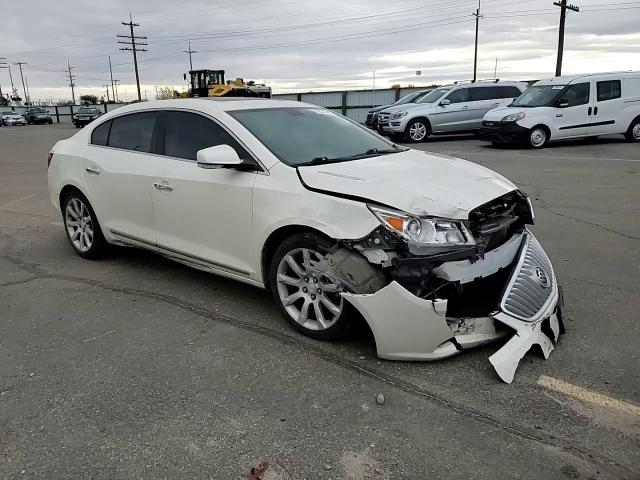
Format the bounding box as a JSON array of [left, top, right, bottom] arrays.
[[91, 121, 111, 146]]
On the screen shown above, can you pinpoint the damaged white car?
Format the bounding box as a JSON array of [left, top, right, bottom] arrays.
[[47, 99, 564, 383]]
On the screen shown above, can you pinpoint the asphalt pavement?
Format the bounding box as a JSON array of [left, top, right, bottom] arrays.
[[1, 124, 639, 479]]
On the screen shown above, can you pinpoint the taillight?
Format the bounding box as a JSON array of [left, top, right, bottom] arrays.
[[47, 152, 53, 167]]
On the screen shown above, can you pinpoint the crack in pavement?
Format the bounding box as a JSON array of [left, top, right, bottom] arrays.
[[1, 250, 637, 478], [536, 204, 640, 240]]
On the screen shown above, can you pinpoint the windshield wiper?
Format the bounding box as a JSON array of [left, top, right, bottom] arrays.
[[304, 146, 406, 166]]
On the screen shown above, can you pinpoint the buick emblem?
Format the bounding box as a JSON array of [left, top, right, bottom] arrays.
[[534, 267, 550, 288]]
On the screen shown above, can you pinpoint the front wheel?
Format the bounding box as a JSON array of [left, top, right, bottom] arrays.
[[625, 118, 640, 142], [404, 119, 430, 143], [527, 126, 549, 148], [269, 233, 351, 340], [62, 192, 108, 259]]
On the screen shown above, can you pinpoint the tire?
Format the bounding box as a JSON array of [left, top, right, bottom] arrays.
[[268, 232, 352, 341], [61, 191, 108, 259], [527, 126, 549, 149], [404, 119, 430, 143], [625, 117, 640, 142]]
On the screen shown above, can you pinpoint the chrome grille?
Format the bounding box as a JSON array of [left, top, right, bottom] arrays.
[[378, 113, 390, 123], [501, 233, 555, 321]]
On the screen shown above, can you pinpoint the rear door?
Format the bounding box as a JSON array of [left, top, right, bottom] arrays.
[[83, 112, 161, 245], [433, 88, 470, 132], [588, 77, 623, 135], [151, 110, 258, 278], [553, 82, 592, 139], [467, 86, 504, 129]]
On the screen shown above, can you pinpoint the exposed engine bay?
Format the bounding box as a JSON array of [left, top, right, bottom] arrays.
[[306, 190, 563, 383]]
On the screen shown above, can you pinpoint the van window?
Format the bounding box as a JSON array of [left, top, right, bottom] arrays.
[[164, 111, 250, 161], [108, 112, 158, 153], [597, 80, 621, 102], [497, 86, 522, 98], [558, 83, 590, 107], [91, 120, 111, 146], [446, 88, 469, 104]]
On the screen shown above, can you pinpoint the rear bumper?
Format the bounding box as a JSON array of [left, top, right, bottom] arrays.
[[342, 229, 563, 383], [479, 122, 529, 143]]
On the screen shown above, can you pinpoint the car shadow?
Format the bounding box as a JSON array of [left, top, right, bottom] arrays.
[[481, 134, 628, 150]]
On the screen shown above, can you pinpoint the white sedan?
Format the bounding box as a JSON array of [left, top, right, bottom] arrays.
[[47, 98, 563, 383], [1, 111, 27, 126]]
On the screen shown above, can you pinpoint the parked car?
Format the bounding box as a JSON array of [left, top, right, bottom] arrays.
[[0, 110, 27, 126], [23, 107, 53, 124], [73, 106, 102, 128], [365, 89, 432, 128], [480, 71, 640, 148], [377, 81, 527, 142], [47, 99, 563, 383]]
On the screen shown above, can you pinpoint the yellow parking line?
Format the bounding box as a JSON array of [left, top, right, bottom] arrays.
[[537, 375, 640, 416]]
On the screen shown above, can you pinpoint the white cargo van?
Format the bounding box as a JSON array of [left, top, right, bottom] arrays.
[[480, 72, 640, 148]]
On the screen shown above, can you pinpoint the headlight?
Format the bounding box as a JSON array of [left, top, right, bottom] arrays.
[[391, 111, 408, 120], [368, 205, 473, 246], [501, 112, 526, 123]]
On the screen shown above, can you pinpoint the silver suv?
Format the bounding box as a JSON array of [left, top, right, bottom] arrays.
[[378, 81, 527, 142]]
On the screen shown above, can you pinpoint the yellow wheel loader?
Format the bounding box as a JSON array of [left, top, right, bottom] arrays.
[[180, 69, 271, 98]]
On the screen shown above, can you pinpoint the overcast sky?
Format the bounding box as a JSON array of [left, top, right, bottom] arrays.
[[2, 0, 639, 102]]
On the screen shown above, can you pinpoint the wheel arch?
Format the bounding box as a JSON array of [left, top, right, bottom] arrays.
[[627, 113, 640, 131], [261, 225, 333, 290], [59, 184, 88, 211]]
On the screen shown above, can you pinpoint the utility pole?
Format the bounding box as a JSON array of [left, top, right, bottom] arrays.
[[0, 58, 6, 103], [113, 79, 121, 102], [472, 0, 482, 83], [118, 14, 147, 101], [494, 57, 498, 80], [103, 84, 111, 103], [25, 76, 30, 104], [554, 0, 579, 76], [67, 59, 76, 105], [4, 63, 18, 100], [108, 55, 116, 102], [183, 40, 196, 71], [15, 62, 28, 104]]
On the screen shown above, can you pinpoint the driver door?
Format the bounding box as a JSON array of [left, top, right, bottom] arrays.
[[553, 82, 592, 139], [151, 110, 259, 279], [433, 88, 471, 132]]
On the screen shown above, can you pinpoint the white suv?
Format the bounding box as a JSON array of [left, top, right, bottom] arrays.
[[378, 81, 527, 142]]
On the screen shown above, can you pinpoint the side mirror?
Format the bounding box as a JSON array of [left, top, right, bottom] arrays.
[[439, 99, 451, 106], [557, 99, 569, 108], [197, 144, 244, 169]]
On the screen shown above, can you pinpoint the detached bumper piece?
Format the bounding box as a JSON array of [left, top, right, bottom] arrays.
[[342, 230, 562, 383]]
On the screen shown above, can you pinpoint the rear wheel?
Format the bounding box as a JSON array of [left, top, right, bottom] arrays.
[[625, 118, 640, 142], [62, 192, 108, 259], [269, 233, 351, 340], [527, 126, 548, 148], [404, 119, 430, 142]]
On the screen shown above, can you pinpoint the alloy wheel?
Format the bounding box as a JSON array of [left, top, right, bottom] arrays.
[[65, 198, 94, 252], [409, 122, 427, 141], [276, 248, 343, 331]]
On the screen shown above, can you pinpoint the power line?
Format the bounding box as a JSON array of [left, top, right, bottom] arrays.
[[554, 0, 580, 76], [118, 13, 147, 101]]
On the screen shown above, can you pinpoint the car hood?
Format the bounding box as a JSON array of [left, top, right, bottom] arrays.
[[380, 103, 436, 115], [297, 149, 517, 218], [5, 115, 24, 120], [483, 105, 547, 121], [368, 105, 391, 114]]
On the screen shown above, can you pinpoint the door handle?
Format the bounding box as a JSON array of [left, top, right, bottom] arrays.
[[594, 106, 598, 115], [588, 107, 592, 115], [462, 105, 469, 109], [493, 102, 500, 106], [153, 182, 173, 192], [85, 166, 100, 175]]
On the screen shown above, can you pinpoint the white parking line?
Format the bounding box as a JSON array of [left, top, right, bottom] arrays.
[[0, 194, 36, 210], [537, 375, 640, 416]]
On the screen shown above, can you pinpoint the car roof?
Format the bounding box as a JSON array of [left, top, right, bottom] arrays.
[[106, 98, 310, 116], [534, 71, 639, 86]]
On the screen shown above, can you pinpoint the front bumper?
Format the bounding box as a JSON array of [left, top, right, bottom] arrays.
[[342, 229, 562, 383], [4, 119, 27, 125], [479, 122, 529, 144]]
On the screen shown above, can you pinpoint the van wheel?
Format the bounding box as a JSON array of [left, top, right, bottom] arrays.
[[404, 119, 430, 142], [625, 118, 640, 142], [269, 232, 352, 341], [527, 126, 548, 148], [62, 191, 108, 259]]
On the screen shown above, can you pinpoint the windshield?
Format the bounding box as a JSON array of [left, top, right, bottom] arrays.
[[512, 85, 566, 107], [78, 108, 98, 114], [229, 107, 405, 166], [394, 91, 426, 105], [1, 111, 15, 115], [417, 88, 450, 104]]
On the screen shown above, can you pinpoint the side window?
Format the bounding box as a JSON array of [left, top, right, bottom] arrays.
[[498, 86, 522, 98], [559, 83, 590, 107], [597, 80, 621, 102], [446, 88, 469, 104], [108, 112, 158, 153], [90, 120, 111, 146], [164, 111, 250, 161], [470, 87, 495, 101]]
